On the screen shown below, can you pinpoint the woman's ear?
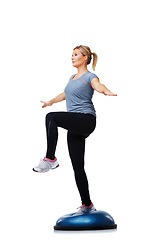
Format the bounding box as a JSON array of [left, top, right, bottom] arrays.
[[84, 55, 88, 62]]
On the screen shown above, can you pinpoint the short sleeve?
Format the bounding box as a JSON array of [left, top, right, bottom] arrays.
[[89, 73, 99, 84]]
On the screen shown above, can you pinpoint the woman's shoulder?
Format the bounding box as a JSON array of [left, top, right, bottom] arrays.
[[84, 71, 99, 85], [69, 74, 75, 81], [87, 71, 99, 80], [70, 74, 75, 78]]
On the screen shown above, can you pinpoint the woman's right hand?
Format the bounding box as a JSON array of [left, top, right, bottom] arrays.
[[40, 100, 52, 108]]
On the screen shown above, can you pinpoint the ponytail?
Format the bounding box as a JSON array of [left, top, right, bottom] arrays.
[[91, 52, 98, 71]]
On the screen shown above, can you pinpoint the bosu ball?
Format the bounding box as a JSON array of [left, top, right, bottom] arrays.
[[54, 210, 117, 231]]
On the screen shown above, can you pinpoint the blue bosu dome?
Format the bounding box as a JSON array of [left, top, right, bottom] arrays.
[[54, 210, 117, 231]]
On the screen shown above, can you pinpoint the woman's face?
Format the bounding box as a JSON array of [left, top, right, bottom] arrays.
[[71, 49, 87, 68]]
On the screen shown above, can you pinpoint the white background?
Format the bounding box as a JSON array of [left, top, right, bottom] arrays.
[[0, 0, 160, 239]]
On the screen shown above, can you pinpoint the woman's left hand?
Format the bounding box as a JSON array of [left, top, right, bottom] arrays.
[[103, 91, 117, 96]]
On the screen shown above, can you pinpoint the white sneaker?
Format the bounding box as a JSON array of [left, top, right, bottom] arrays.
[[33, 157, 59, 173], [73, 203, 97, 216]]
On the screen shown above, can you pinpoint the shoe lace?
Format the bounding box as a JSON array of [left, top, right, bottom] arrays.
[[77, 204, 85, 210], [38, 158, 50, 167], [40, 158, 44, 163]]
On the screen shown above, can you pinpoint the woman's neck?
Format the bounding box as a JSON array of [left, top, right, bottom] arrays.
[[76, 66, 88, 76]]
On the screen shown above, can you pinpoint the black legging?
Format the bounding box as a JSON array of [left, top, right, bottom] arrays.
[[45, 112, 96, 206]]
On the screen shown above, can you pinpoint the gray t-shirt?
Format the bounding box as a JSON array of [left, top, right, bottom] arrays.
[[64, 71, 98, 117]]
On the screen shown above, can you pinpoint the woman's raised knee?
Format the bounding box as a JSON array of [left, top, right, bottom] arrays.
[[46, 112, 55, 122]]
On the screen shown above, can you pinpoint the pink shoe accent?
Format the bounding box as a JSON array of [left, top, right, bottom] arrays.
[[84, 202, 93, 208], [44, 157, 57, 162]]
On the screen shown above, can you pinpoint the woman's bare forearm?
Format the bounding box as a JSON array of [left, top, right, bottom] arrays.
[[95, 83, 111, 94], [49, 92, 66, 105], [91, 78, 117, 96]]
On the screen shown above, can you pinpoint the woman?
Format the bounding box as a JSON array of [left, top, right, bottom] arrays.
[[33, 45, 117, 215]]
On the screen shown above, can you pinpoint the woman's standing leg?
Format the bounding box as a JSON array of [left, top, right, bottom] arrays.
[[67, 131, 92, 206], [45, 112, 96, 205]]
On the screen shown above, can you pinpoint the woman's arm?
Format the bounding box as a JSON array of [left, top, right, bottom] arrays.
[[91, 78, 117, 96], [40, 91, 66, 108]]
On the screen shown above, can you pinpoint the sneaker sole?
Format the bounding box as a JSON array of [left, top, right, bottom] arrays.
[[32, 164, 59, 173]]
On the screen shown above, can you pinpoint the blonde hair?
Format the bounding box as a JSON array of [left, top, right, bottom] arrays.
[[73, 45, 98, 71]]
